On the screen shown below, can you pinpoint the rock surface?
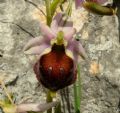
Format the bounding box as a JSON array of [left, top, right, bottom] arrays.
[[0, 0, 120, 113]]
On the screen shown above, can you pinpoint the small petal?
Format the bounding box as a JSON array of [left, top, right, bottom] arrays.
[[59, 18, 73, 27], [64, 27, 76, 41], [40, 23, 56, 40], [24, 44, 49, 55], [23, 36, 44, 51], [59, 19, 73, 27], [51, 20, 58, 34], [51, 13, 62, 30], [51, 13, 73, 28], [67, 40, 87, 59], [74, 41, 87, 59], [53, 13, 63, 25]]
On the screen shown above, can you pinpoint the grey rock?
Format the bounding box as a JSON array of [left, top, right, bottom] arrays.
[[0, 0, 45, 105], [0, 0, 120, 113], [80, 15, 120, 113]]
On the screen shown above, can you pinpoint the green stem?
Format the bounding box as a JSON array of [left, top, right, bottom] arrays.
[[73, 64, 81, 113], [54, 102, 62, 113], [45, 0, 52, 26], [46, 90, 53, 113]]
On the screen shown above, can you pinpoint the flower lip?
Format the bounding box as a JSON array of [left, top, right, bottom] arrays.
[[34, 44, 76, 91]]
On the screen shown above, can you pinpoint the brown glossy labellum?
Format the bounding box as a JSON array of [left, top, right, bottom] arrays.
[[34, 44, 76, 91]]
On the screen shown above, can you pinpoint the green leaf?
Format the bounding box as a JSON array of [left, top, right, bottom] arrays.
[[45, 0, 52, 26], [50, 0, 61, 17]]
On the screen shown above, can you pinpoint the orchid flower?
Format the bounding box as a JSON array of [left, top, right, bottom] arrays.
[[75, 0, 107, 8], [24, 13, 86, 91], [0, 99, 59, 113], [75, 0, 117, 15]]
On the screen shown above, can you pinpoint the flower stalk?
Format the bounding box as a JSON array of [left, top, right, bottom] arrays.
[[74, 64, 81, 113], [54, 102, 62, 113], [46, 90, 53, 113]]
